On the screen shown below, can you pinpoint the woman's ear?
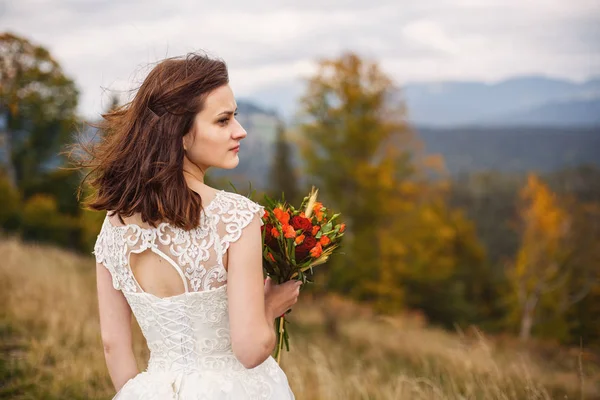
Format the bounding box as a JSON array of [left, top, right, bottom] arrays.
[[182, 133, 191, 151]]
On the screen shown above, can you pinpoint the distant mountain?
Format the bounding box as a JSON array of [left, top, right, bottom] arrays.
[[481, 98, 600, 126], [236, 100, 279, 118], [415, 126, 600, 175], [403, 76, 600, 127], [222, 101, 600, 183], [247, 75, 600, 128], [245, 81, 304, 122]]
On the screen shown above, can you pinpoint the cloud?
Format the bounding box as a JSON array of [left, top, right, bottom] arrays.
[[1, 0, 598, 117]]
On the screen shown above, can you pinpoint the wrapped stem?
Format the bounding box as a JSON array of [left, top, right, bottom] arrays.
[[274, 316, 287, 364]]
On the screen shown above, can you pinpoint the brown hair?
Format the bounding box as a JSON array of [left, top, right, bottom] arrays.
[[76, 53, 229, 230]]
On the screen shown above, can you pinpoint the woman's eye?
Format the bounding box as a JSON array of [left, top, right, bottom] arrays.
[[217, 112, 237, 126]]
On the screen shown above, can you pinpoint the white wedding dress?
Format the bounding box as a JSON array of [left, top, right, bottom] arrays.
[[93, 190, 295, 399]]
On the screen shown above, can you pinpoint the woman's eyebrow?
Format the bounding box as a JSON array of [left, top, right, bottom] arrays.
[[216, 107, 238, 117]]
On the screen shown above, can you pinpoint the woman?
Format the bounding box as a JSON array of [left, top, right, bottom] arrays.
[[86, 53, 300, 399]]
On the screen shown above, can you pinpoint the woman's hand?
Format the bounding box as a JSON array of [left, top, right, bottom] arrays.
[[263, 277, 302, 321]]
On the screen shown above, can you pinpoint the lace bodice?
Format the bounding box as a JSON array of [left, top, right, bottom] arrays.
[[94, 190, 264, 294], [93, 191, 294, 399]]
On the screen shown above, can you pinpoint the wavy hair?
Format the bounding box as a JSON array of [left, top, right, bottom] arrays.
[[75, 53, 229, 230]]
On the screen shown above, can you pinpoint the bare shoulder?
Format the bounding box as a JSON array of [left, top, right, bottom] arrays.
[[185, 179, 222, 203]]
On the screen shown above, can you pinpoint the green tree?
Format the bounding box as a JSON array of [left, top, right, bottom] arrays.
[[0, 32, 79, 189], [268, 120, 300, 204]]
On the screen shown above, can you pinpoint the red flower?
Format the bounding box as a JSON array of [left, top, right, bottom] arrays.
[[263, 223, 278, 249], [291, 216, 312, 232], [339, 223, 346, 233], [263, 210, 269, 220], [295, 235, 317, 260]]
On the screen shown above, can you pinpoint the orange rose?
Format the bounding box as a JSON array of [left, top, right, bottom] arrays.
[[319, 236, 331, 246], [315, 211, 324, 222], [283, 224, 296, 239], [267, 253, 275, 262], [311, 225, 320, 236], [313, 202, 323, 213], [271, 227, 280, 238], [263, 210, 269, 219], [339, 223, 346, 233], [310, 243, 323, 258], [295, 234, 305, 245], [273, 208, 290, 225]]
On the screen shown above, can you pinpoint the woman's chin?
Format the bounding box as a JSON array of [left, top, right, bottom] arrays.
[[221, 156, 240, 170]]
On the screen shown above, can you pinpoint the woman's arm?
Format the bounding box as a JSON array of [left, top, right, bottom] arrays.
[[227, 216, 276, 368], [96, 262, 138, 391], [227, 215, 301, 369]]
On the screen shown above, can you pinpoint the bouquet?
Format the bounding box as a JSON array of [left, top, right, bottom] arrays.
[[260, 187, 345, 363]]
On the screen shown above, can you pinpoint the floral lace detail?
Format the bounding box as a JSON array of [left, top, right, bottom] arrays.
[[93, 191, 293, 399], [93, 191, 264, 293]]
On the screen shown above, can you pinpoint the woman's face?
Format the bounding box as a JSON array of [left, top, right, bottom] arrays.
[[183, 84, 246, 172]]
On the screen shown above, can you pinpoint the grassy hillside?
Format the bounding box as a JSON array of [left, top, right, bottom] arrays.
[[1, 238, 598, 399]]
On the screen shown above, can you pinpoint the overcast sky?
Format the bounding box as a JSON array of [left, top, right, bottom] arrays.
[[2, 0, 599, 118]]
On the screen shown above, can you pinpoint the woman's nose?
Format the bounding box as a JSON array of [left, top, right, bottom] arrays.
[[232, 121, 247, 139]]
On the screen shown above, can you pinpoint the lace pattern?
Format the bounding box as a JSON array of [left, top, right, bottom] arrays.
[[93, 192, 294, 399], [93, 191, 264, 293]]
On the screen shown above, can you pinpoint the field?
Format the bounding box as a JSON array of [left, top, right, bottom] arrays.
[[1, 238, 598, 399]]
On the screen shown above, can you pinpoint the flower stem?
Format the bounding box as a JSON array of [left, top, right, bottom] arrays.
[[276, 316, 285, 364]]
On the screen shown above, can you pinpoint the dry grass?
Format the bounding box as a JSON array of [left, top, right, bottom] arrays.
[[1, 237, 598, 399]]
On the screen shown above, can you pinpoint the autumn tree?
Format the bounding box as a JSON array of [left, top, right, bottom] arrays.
[[298, 52, 486, 316], [508, 174, 598, 341], [298, 53, 414, 303], [268, 120, 300, 204], [0, 32, 79, 189]]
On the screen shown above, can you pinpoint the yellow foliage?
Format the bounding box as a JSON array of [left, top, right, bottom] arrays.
[[514, 174, 569, 287], [0, 174, 20, 229], [421, 153, 447, 174], [21, 194, 80, 248], [506, 174, 589, 341], [299, 52, 485, 317]]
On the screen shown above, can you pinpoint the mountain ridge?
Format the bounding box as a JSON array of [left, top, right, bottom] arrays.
[[247, 75, 600, 127]]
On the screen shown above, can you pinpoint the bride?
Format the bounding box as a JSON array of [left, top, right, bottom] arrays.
[[86, 53, 300, 399]]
